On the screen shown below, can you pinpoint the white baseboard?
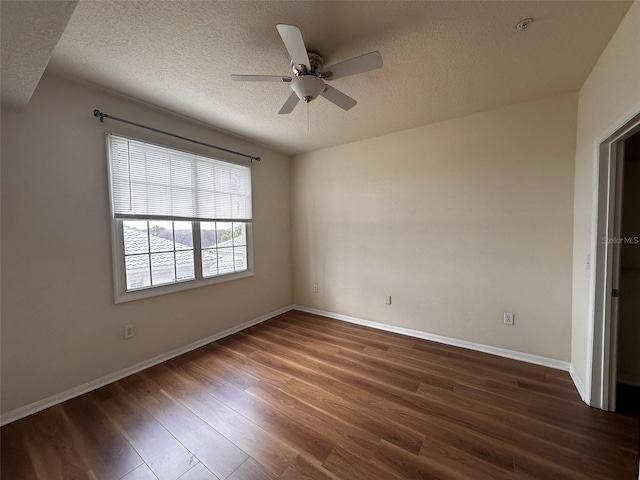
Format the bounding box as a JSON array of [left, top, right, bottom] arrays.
[[618, 374, 640, 387], [0, 305, 294, 427], [291, 305, 571, 372], [569, 364, 587, 402], [3, 303, 584, 426]]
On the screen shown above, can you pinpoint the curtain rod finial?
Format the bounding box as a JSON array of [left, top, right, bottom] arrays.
[[93, 109, 106, 123]]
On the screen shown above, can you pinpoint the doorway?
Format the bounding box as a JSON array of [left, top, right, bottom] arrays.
[[590, 111, 640, 411], [615, 131, 640, 415]]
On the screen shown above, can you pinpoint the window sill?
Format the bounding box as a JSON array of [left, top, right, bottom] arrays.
[[114, 269, 253, 304]]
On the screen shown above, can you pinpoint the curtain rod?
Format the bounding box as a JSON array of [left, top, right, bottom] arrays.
[[93, 109, 261, 162]]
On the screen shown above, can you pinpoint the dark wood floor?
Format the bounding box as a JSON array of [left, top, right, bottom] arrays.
[[2, 310, 638, 480]]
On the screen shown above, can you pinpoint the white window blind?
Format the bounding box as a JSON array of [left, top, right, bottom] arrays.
[[108, 134, 252, 221]]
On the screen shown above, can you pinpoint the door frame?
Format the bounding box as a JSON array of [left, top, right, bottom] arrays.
[[588, 109, 640, 410]]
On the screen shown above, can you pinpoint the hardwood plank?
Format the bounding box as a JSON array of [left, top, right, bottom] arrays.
[[226, 458, 277, 480], [281, 376, 424, 455], [252, 325, 428, 392], [145, 445, 196, 480], [241, 329, 420, 395], [579, 450, 639, 480], [216, 334, 259, 356], [360, 346, 457, 391], [1, 417, 49, 480], [620, 447, 640, 471], [249, 330, 635, 478], [256, 322, 343, 354], [280, 455, 342, 480], [120, 464, 157, 480], [60, 395, 143, 479], [278, 318, 636, 476], [118, 372, 248, 479], [408, 383, 608, 473], [265, 321, 367, 352], [409, 341, 560, 381], [272, 334, 624, 476], [416, 383, 632, 474], [516, 376, 584, 402], [162, 350, 226, 391], [335, 346, 454, 391], [513, 452, 596, 480], [246, 381, 380, 460], [453, 380, 637, 446], [262, 354, 515, 474], [211, 382, 335, 464], [381, 344, 547, 390], [392, 402, 516, 474], [1, 311, 637, 480], [284, 310, 416, 345], [418, 435, 515, 480], [240, 333, 420, 392], [180, 345, 259, 390], [251, 324, 344, 359], [371, 439, 474, 480], [274, 316, 397, 351], [323, 446, 405, 480], [147, 359, 298, 476], [200, 342, 292, 389], [20, 406, 97, 480], [246, 349, 425, 455], [95, 383, 197, 480], [252, 351, 484, 459], [176, 389, 297, 476], [177, 463, 217, 480]]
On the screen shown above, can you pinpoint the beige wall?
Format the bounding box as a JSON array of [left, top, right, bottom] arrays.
[[291, 93, 577, 361], [571, 2, 640, 387], [1, 75, 292, 414]]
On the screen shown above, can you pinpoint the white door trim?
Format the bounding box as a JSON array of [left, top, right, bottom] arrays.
[[588, 107, 640, 410]]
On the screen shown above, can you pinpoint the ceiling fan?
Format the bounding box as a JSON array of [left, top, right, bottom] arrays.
[[231, 24, 383, 114]]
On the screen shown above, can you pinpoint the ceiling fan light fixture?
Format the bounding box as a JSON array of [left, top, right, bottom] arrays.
[[230, 24, 382, 114], [291, 75, 325, 102]]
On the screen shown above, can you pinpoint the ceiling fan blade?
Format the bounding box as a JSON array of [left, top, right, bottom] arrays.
[[276, 24, 311, 70], [231, 75, 292, 82], [278, 92, 300, 114], [322, 51, 383, 81], [320, 85, 357, 110]]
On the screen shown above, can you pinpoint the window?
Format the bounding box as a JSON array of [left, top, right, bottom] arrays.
[[107, 134, 253, 303]]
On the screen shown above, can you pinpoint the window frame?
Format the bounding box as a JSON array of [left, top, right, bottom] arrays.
[[106, 133, 254, 304]]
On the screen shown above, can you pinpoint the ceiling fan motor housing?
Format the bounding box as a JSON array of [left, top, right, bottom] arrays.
[[291, 51, 324, 76], [291, 75, 325, 102], [231, 25, 382, 113]]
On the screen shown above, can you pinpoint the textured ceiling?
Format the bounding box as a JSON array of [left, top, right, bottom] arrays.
[[42, 1, 635, 154], [1, 0, 78, 109]]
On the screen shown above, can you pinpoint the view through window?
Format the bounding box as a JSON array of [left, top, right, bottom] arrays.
[[107, 134, 253, 302], [122, 220, 248, 289]]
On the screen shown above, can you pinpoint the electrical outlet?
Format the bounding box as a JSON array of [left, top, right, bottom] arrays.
[[385, 295, 392, 305], [503, 312, 514, 326], [313, 284, 318, 293], [124, 324, 135, 339]]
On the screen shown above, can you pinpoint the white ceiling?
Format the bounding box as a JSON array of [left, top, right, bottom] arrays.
[[9, 1, 635, 155], [1, 0, 77, 109]]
